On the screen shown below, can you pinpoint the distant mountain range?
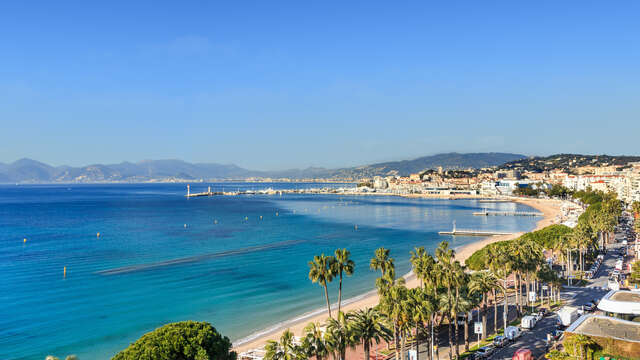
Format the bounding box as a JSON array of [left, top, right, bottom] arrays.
[[0, 152, 527, 183]]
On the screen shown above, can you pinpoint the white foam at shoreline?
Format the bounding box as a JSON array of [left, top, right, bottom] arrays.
[[233, 270, 417, 347]]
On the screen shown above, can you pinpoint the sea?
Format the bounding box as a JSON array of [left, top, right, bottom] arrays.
[[0, 183, 540, 360]]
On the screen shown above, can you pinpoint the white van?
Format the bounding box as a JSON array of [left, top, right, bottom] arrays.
[[521, 315, 537, 329], [505, 326, 522, 340]]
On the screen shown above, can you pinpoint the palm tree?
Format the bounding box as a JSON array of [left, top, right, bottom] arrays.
[[265, 329, 303, 360], [564, 334, 597, 360], [379, 283, 408, 360], [325, 311, 357, 360], [572, 222, 593, 275], [488, 244, 514, 335], [370, 247, 395, 280], [309, 254, 336, 319], [451, 261, 468, 358], [469, 270, 501, 340], [301, 322, 328, 360], [435, 241, 456, 360], [351, 307, 392, 360], [404, 287, 434, 360], [410, 248, 438, 360], [333, 248, 355, 315]]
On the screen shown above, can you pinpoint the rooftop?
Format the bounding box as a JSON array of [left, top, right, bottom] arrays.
[[567, 315, 640, 342]]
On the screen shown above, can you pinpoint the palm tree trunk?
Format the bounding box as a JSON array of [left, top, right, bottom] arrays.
[[324, 284, 333, 319], [415, 326, 420, 360], [464, 313, 469, 352], [394, 323, 400, 360], [338, 272, 343, 315], [454, 288, 460, 359], [502, 282, 508, 334], [400, 329, 406, 360], [493, 289, 498, 335], [481, 295, 487, 340], [448, 315, 454, 360], [364, 341, 370, 360]]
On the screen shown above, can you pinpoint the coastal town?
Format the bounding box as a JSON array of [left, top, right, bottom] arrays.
[[230, 188, 640, 360]]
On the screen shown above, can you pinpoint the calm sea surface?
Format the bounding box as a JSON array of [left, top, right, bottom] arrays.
[[0, 183, 539, 359]]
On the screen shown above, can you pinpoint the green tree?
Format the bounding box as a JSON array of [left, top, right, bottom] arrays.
[[379, 284, 408, 360], [488, 243, 514, 335], [351, 307, 392, 360], [309, 254, 336, 319], [435, 241, 457, 360], [545, 350, 571, 360], [370, 247, 395, 279], [332, 248, 355, 315], [410, 247, 438, 360], [265, 329, 304, 360], [325, 311, 357, 360], [403, 287, 434, 360], [564, 334, 597, 360], [469, 271, 501, 340], [112, 321, 236, 360], [301, 322, 328, 360]]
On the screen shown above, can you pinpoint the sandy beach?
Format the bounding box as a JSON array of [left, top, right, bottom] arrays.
[[233, 197, 563, 353]]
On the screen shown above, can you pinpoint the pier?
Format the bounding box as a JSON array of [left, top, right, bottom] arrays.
[[472, 210, 542, 216], [438, 221, 513, 236], [185, 185, 224, 197]]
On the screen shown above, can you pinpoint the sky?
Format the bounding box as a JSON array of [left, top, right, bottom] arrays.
[[1, 1, 639, 170]]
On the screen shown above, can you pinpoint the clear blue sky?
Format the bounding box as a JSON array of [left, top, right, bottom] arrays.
[[1, 1, 639, 170]]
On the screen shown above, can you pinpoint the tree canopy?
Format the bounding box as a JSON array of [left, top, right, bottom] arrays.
[[112, 321, 236, 360]]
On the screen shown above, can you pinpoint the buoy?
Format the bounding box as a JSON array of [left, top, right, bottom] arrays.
[[214, 219, 218, 224], [260, 216, 263, 220], [275, 212, 279, 216], [23, 238, 27, 243], [96, 232, 100, 238], [63, 266, 67, 277], [355, 225, 358, 230], [184, 224, 187, 228], [245, 216, 248, 221]]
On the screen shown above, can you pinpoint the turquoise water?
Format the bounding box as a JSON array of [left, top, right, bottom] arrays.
[[0, 184, 539, 359]]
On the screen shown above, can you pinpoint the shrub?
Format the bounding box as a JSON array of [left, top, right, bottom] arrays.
[[112, 321, 236, 360]]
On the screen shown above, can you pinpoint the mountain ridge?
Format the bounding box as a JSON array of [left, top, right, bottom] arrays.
[[0, 152, 527, 183]]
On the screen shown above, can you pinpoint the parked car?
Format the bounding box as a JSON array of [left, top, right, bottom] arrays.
[[475, 345, 495, 359], [493, 335, 508, 347]]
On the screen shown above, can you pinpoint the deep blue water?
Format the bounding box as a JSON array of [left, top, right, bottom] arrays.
[[0, 184, 539, 359]]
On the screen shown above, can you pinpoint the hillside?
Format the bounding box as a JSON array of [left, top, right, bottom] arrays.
[[0, 152, 526, 183], [328, 152, 527, 178], [498, 154, 640, 173]]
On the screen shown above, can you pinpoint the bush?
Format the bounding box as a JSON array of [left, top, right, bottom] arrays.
[[112, 321, 236, 360]]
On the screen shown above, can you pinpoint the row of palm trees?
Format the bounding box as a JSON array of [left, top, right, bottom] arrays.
[[265, 307, 392, 360]]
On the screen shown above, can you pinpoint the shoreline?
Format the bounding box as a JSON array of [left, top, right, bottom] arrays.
[[233, 196, 563, 353]]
